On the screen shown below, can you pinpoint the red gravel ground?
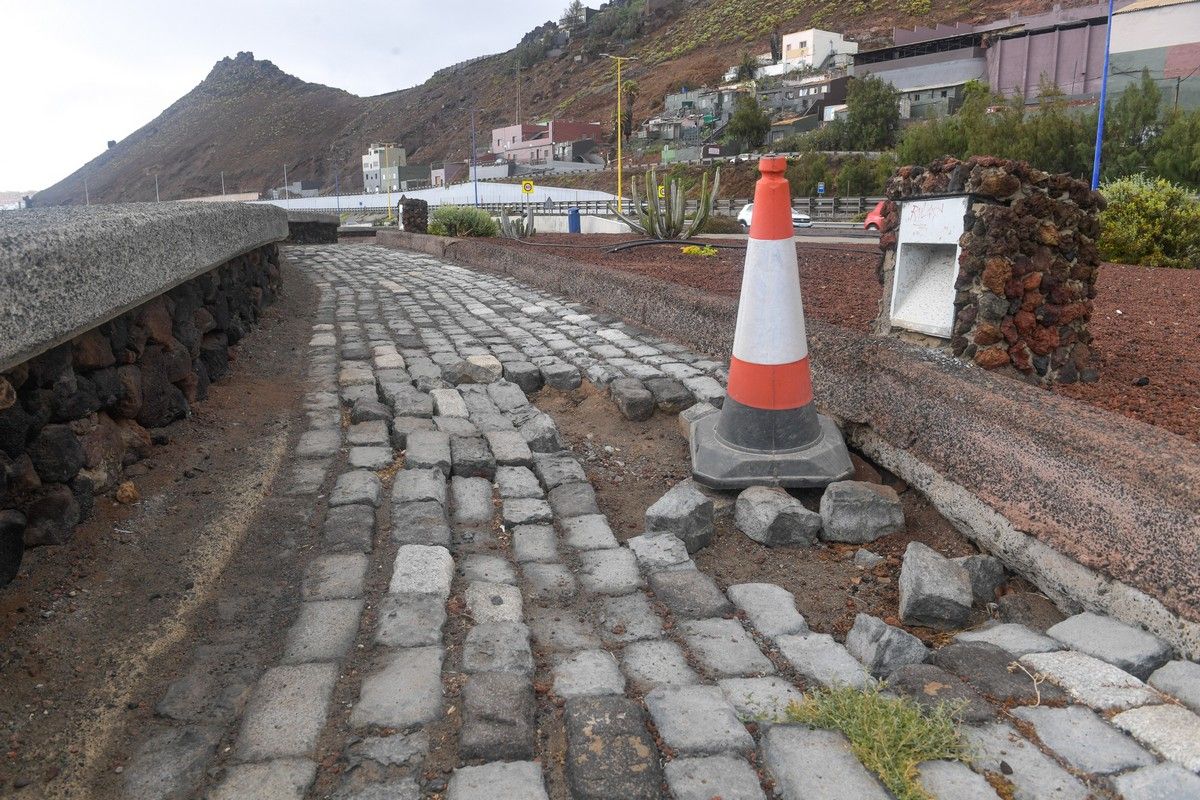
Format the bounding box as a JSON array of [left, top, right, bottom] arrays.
[[492, 234, 1200, 442]]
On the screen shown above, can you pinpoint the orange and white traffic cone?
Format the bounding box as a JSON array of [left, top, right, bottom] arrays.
[[690, 156, 853, 488]]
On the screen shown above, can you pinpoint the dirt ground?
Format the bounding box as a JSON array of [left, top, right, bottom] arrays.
[[536, 384, 991, 645], [500, 234, 1199, 443], [0, 261, 318, 798]]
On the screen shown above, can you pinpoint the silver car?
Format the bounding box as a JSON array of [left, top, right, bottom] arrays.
[[736, 202, 813, 231]]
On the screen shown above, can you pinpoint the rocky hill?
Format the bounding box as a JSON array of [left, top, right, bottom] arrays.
[[34, 0, 1082, 206]]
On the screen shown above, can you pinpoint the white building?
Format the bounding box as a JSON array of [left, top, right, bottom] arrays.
[[723, 28, 859, 81], [362, 143, 408, 193]]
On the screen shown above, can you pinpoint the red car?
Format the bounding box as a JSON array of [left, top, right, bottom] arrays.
[[864, 201, 885, 232]]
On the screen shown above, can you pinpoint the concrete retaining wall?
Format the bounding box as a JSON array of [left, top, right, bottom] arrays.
[[377, 229, 1200, 658]]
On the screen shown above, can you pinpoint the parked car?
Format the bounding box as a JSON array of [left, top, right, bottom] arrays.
[[736, 203, 813, 231], [864, 201, 886, 231]]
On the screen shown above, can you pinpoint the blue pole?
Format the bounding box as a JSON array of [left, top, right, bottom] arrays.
[[1090, 0, 1115, 190]]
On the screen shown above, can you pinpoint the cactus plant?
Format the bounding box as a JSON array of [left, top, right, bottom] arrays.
[[610, 166, 721, 240], [498, 205, 536, 239]]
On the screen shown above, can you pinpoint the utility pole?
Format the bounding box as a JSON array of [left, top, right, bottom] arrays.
[[1090, 0, 1115, 190], [155, 174, 160, 202], [385, 148, 394, 224], [283, 163, 290, 208], [602, 53, 638, 209], [84, 178, 89, 205], [220, 171, 226, 196], [335, 164, 341, 214], [471, 108, 479, 207], [1174, 63, 1200, 111]]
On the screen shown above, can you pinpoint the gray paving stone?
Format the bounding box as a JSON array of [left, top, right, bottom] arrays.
[[322, 504, 375, 553], [282, 599, 363, 664], [610, 377, 655, 420], [391, 499, 451, 547], [460, 672, 535, 761], [503, 361, 544, 393], [596, 592, 664, 644], [541, 361, 582, 390], [303, 553, 368, 600], [916, 760, 999, 800], [885, 663, 994, 723], [466, 581, 523, 623], [122, 725, 220, 800], [1019, 650, 1159, 711], [297, 429, 341, 459], [645, 685, 754, 756], [548, 481, 600, 518], [727, 583, 809, 640], [719, 676, 805, 726], [502, 497, 553, 527], [952, 553, 1007, 604], [348, 446, 393, 471], [648, 569, 732, 619], [496, 465, 543, 499], [486, 429, 534, 466], [962, 722, 1090, 800], [341, 383, 377, 406], [898, 542, 973, 629], [486, 380, 531, 413], [447, 760, 548, 800], [645, 479, 714, 553], [681, 618, 775, 677], [430, 387, 468, 417], [388, 544, 454, 599], [433, 415, 479, 437], [627, 533, 693, 573], [1112, 703, 1200, 771], [578, 548, 643, 596], [375, 593, 446, 647], [451, 435, 496, 479], [460, 553, 516, 585], [330, 470, 383, 508], [934, 642, 1065, 706], [512, 524, 558, 563], [522, 561, 578, 603], [761, 726, 892, 800], [519, 412, 564, 452], [462, 622, 534, 674], [210, 759, 317, 800], [1112, 762, 1200, 800], [390, 415, 436, 448], [1047, 613, 1173, 680], [565, 696, 663, 800], [532, 452, 587, 489], [553, 650, 626, 698], [351, 646, 444, 728], [347, 420, 389, 447], [451, 476, 494, 526], [735, 486, 820, 548], [1148, 659, 1200, 714], [393, 467, 448, 505], [845, 613, 929, 677], [562, 514, 619, 551], [665, 754, 766, 800], [819, 480, 904, 544], [621, 639, 699, 691], [528, 607, 602, 651], [283, 458, 330, 496], [955, 622, 1062, 657], [334, 778, 420, 800], [776, 633, 872, 689], [237, 663, 338, 760], [1011, 704, 1155, 774], [405, 430, 451, 474]]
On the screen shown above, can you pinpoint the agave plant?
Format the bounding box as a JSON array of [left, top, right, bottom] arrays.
[[498, 205, 536, 239], [611, 166, 721, 240]]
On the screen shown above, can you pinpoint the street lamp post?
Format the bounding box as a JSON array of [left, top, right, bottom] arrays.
[[602, 53, 638, 209]]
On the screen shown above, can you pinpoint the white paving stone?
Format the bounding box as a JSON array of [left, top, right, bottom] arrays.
[[1020, 650, 1164, 711], [388, 545, 454, 598], [1113, 703, 1200, 771]]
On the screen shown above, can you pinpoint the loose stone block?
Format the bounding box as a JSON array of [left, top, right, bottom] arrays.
[[512, 524, 558, 563], [460, 672, 535, 761], [405, 430, 451, 474], [465, 581, 523, 623], [562, 514, 619, 551], [937, 642, 1065, 706], [996, 591, 1066, 632], [627, 533, 693, 573], [916, 760, 1000, 800], [210, 759, 317, 800], [330, 470, 383, 508], [548, 481, 600, 518], [648, 569, 732, 619], [761, 726, 892, 800], [962, 722, 1090, 800], [1112, 704, 1200, 771], [578, 548, 643, 595], [681, 618, 775, 677], [375, 593, 446, 647], [528, 607, 602, 651], [348, 446, 393, 471], [522, 561, 578, 603], [596, 592, 664, 643], [886, 664, 994, 723], [565, 696, 664, 800], [735, 486, 820, 547], [282, 599, 363, 664], [621, 640, 700, 691], [727, 583, 808, 640], [237, 663, 338, 760], [1047, 613, 1173, 680], [665, 755, 767, 800], [450, 435, 496, 479], [496, 466, 542, 499], [503, 361, 544, 393], [451, 476, 494, 526], [1112, 763, 1200, 800], [646, 479, 715, 553], [502, 497, 553, 527], [347, 420, 389, 447], [430, 388, 468, 418], [818, 480, 904, 543], [462, 622, 533, 674], [645, 685, 754, 756], [952, 554, 1006, 603], [1011, 705, 1155, 774], [322, 504, 375, 553], [898, 542, 973, 629], [775, 633, 872, 689], [532, 452, 587, 490], [447, 761, 548, 800], [459, 553, 516, 585], [610, 378, 655, 421], [845, 613, 929, 677], [303, 553, 368, 600], [390, 415, 436, 448], [391, 499, 451, 547], [1148, 660, 1200, 714], [553, 650, 626, 698], [719, 676, 805, 727], [388, 545, 454, 599], [955, 622, 1062, 657], [519, 412, 564, 453], [541, 361, 582, 390], [1019, 650, 1161, 711], [485, 429, 534, 467], [351, 646, 444, 728]]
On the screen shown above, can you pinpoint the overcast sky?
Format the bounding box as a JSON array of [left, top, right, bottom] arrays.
[[0, 0, 566, 191]]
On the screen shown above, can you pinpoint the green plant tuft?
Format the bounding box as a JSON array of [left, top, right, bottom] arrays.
[[428, 205, 498, 238], [785, 685, 968, 800], [1099, 175, 1200, 268]]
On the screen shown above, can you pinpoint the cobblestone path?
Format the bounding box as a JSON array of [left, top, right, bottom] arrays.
[[123, 245, 1200, 800]]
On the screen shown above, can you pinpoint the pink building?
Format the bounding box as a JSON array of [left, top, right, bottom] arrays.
[[489, 120, 604, 164]]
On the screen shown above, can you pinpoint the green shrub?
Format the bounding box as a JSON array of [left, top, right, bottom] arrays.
[[1099, 175, 1200, 268], [428, 205, 498, 238], [696, 215, 743, 234]]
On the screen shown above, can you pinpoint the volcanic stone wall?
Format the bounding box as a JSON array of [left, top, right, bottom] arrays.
[[875, 156, 1104, 385], [0, 245, 281, 549]]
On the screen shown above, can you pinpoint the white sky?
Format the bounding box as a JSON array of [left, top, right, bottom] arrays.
[[0, 0, 566, 191]]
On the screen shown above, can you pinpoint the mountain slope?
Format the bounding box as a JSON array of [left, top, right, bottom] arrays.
[[34, 0, 1081, 206]]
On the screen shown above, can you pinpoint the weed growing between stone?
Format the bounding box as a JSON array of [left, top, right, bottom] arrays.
[[785, 685, 967, 800]]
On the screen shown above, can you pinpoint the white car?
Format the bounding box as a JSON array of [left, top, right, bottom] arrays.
[[736, 203, 813, 231]]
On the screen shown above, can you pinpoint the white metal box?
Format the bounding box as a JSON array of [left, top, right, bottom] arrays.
[[890, 195, 969, 338]]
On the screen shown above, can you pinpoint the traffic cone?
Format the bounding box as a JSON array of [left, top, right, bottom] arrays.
[[690, 156, 853, 488]]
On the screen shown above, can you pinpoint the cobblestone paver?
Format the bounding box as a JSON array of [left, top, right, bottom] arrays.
[[120, 244, 1200, 799]]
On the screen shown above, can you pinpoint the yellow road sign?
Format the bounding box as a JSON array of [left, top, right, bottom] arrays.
[[657, 184, 666, 199], [521, 180, 535, 195]]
